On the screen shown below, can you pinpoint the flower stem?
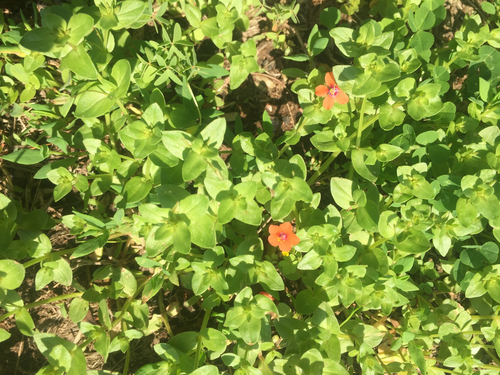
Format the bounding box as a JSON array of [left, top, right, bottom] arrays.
[[193, 307, 212, 371], [307, 151, 340, 186], [0, 292, 83, 323], [348, 96, 367, 180], [158, 289, 175, 338]]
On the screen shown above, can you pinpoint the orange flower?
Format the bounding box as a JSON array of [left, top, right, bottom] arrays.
[[315, 72, 349, 110], [268, 222, 300, 255], [259, 291, 275, 301]]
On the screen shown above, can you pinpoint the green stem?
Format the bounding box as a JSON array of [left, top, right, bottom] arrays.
[[348, 96, 367, 180], [307, 151, 340, 187], [339, 305, 362, 328], [158, 289, 175, 338], [23, 232, 131, 269], [23, 248, 76, 268], [368, 237, 389, 250], [78, 337, 93, 351], [473, 335, 500, 366], [111, 276, 152, 330], [470, 315, 500, 321], [0, 292, 83, 323], [429, 367, 462, 374], [115, 99, 134, 124], [186, 82, 202, 126], [193, 307, 212, 371], [443, 54, 459, 69]]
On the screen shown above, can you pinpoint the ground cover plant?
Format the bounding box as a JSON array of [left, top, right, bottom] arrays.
[[1, 0, 500, 373]]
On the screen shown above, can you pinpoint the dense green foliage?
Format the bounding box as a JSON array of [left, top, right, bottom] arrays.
[[1, 0, 500, 374]]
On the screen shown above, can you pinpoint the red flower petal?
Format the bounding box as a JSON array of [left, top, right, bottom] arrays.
[[279, 241, 292, 253], [323, 95, 335, 110], [268, 224, 280, 235], [336, 89, 349, 105], [325, 72, 336, 87], [287, 232, 300, 247], [268, 234, 280, 247], [315, 85, 329, 97], [279, 222, 293, 234]]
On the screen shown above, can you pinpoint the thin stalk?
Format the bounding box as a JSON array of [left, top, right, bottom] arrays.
[[111, 276, 152, 330], [348, 96, 367, 180], [186, 82, 202, 126], [193, 307, 213, 371], [121, 312, 130, 375], [78, 337, 93, 351], [115, 99, 134, 124], [158, 290, 175, 338], [429, 367, 462, 375], [339, 305, 362, 328], [23, 248, 76, 268], [307, 151, 340, 186], [473, 335, 500, 366], [0, 292, 83, 323], [470, 315, 500, 321]]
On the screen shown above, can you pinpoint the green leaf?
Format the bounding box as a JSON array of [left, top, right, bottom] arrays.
[[465, 272, 487, 298], [481, 242, 499, 264], [408, 342, 427, 375], [257, 261, 285, 291], [270, 197, 295, 221], [395, 229, 431, 254], [378, 103, 406, 131], [119, 121, 162, 158], [71, 232, 109, 259], [334, 245, 356, 262], [190, 214, 216, 248], [123, 176, 152, 203], [320, 7, 341, 29], [375, 144, 404, 162], [67, 13, 94, 45], [2, 148, 48, 165], [191, 365, 219, 375], [485, 277, 500, 303], [481, 1, 496, 14], [409, 30, 434, 55], [16, 307, 35, 336], [0, 259, 25, 290], [74, 85, 115, 118], [201, 118, 226, 149], [330, 178, 353, 210], [111, 59, 131, 98], [172, 220, 191, 254], [178, 194, 209, 220], [69, 298, 89, 323], [352, 148, 380, 182], [114, 0, 146, 29], [34, 333, 86, 375], [0, 328, 11, 343], [356, 200, 379, 232], [185, 3, 202, 27], [199, 327, 227, 355], [408, 3, 435, 32], [200, 17, 219, 38], [20, 28, 59, 52], [234, 198, 262, 226], [182, 149, 207, 181], [61, 44, 97, 80]]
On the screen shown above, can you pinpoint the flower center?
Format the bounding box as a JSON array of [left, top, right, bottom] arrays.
[[328, 86, 339, 98], [279, 233, 288, 242]]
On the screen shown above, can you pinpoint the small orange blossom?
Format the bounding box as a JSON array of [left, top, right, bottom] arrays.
[[268, 222, 300, 255], [259, 291, 275, 301], [315, 72, 349, 110]]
